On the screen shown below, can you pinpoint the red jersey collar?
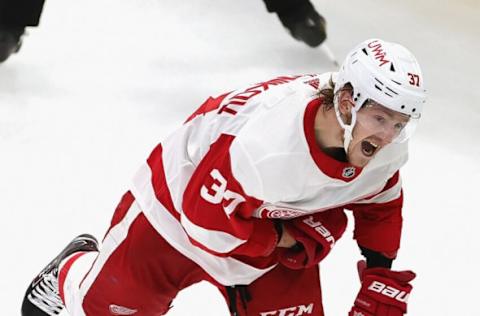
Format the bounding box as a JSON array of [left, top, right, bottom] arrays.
[[303, 98, 363, 182]]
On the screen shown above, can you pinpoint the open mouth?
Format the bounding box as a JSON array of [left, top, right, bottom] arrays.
[[361, 140, 379, 157]]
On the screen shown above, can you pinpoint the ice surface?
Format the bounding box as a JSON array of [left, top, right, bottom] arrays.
[[2, 0, 479, 315]]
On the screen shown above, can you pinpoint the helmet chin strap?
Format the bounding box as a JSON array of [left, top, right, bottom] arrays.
[[334, 99, 357, 155]]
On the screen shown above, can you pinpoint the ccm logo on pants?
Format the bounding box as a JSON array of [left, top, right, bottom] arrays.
[[368, 281, 409, 302], [259, 303, 314, 316]]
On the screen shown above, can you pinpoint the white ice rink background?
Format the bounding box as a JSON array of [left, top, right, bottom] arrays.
[[1, 0, 479, 315]]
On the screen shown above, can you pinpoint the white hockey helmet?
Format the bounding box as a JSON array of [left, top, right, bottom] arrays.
[[333, 39, 427, 151]]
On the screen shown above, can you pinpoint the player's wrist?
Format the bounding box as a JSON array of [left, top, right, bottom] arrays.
[[276, 223, 297, 248]]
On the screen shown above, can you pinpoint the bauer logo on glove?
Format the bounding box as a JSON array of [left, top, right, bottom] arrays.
[[278, 208, 347, 269], [368, 280, 410, 302]]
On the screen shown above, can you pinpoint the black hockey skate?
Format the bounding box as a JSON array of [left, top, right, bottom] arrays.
[[277, 2, 327, 47], [21, 234, 99, 316], [0, 26, 24, 63]]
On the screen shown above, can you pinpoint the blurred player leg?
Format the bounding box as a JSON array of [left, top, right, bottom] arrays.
[[22, 191, 211, 316]]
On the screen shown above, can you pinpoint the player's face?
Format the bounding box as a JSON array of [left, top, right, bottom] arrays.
[[347, 102, 410, 167]]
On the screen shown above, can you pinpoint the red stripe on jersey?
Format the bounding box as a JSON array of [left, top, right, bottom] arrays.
[[104, 191, 135, 240], [146, 144, 180, 220], [359, 171, 400, 202], [303, 99, 363, 182], [182, 134, 278, 257], [383, 171, 400, 191]]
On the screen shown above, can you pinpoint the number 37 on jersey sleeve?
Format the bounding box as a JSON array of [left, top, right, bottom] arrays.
[[181, 134, 278, 259]]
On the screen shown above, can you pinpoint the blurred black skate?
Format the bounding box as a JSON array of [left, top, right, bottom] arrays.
[[264, 0, 327, 48], [277, 1, 326, 47], [21, 234, 99, 316], [0, 26, 24, 63]]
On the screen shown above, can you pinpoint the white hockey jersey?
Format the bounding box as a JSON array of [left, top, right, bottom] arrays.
[[130, 73, 406, 285]]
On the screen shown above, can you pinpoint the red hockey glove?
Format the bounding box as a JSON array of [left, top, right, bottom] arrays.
[[349, 260, 416, 316], [278, 209, 347, 269]]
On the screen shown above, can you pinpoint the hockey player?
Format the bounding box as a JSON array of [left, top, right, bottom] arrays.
[[21, 38, 426, 316]]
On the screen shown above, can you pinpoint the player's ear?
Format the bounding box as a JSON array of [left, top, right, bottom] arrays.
[[338, 90, 353, 124]]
